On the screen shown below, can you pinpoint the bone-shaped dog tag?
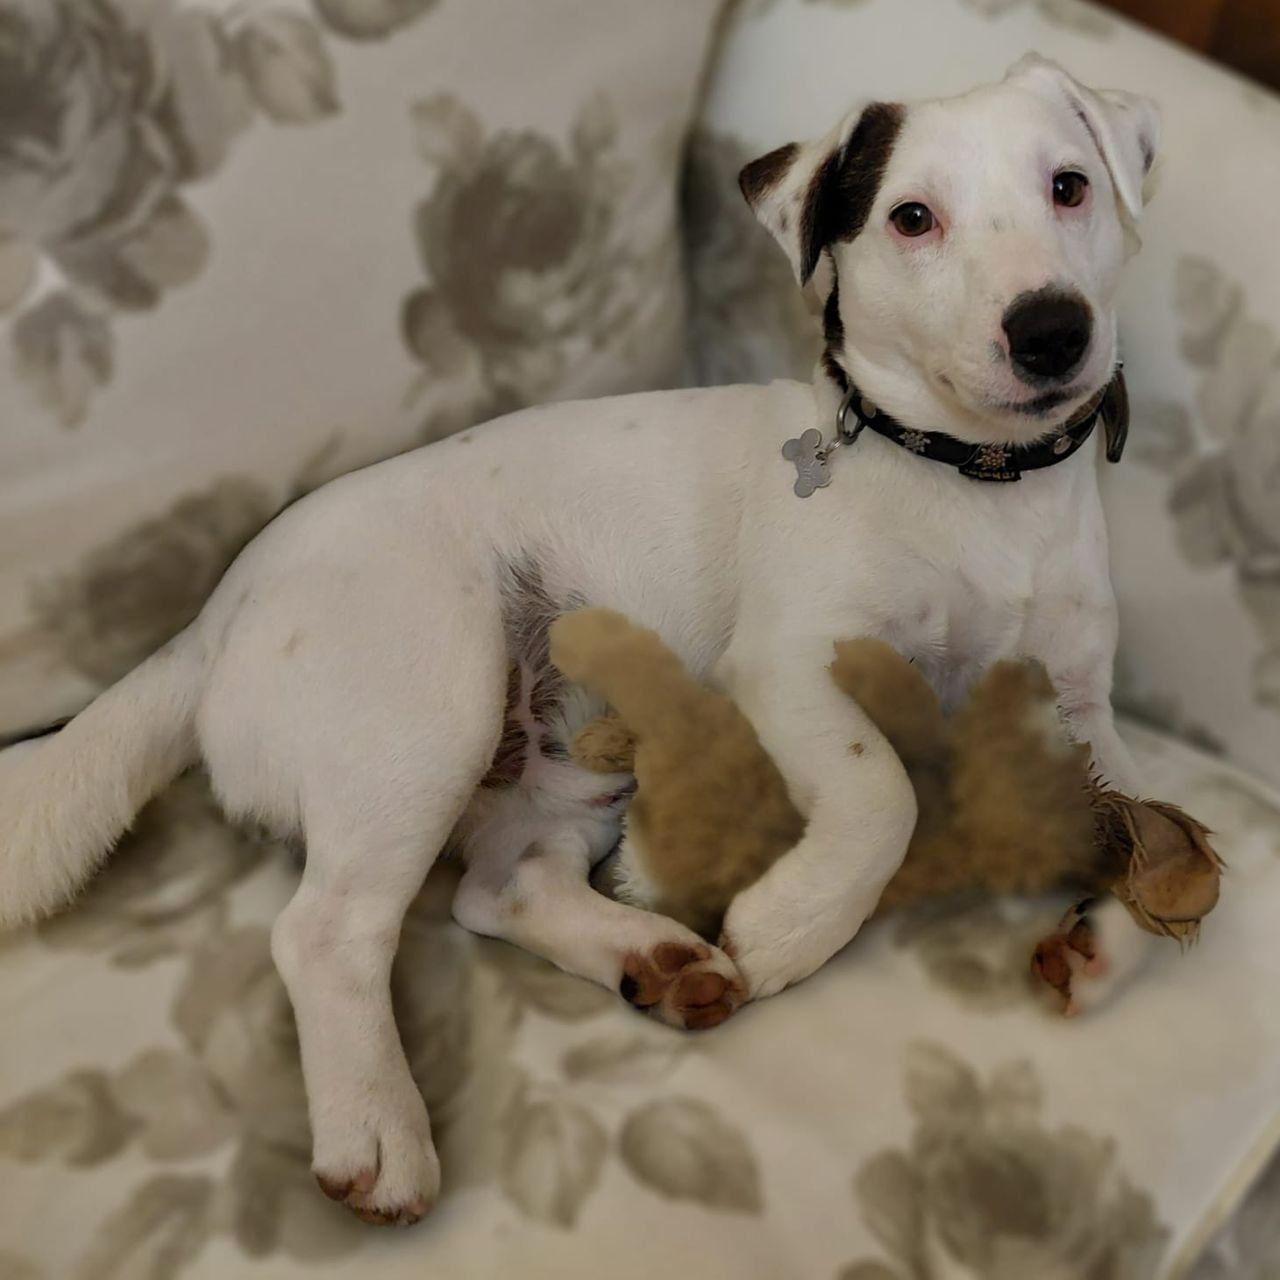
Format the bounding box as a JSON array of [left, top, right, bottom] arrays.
[[782, 428, 832, 498]]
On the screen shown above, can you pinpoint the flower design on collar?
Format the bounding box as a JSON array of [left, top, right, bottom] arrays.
[[972, 442, 1011, 472], [899, 428, 929, 454]]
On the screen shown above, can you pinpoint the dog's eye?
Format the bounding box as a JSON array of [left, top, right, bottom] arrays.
[[1053, 171, 1089, 208], [890, 203, 936, 237]]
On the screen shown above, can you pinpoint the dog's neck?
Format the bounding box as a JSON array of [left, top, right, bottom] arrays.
[[817, 341, 1103, 450]]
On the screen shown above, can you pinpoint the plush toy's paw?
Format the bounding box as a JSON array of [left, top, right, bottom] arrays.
[[1030, 896, 1156, 1017], [620, 940, 747, 1031]]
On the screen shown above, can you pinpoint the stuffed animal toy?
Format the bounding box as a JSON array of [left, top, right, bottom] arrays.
[[548, 607, 1223, 1009]]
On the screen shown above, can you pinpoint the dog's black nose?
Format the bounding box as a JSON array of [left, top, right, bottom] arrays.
[[1002, 290, 1092, 381]]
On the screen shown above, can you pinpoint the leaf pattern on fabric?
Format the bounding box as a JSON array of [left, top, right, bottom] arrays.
[[0, 0, 429, 427], [0, 1069, 139, 1168], [108, 1050, 237, 1161], [29, 478, 275, 684], [477, 938, 615, 1022], [956, 0, 1116, 33], [410, 92, 485, 166], [0, 237, 37, 314], [0, 1253, 47, 1280], [312, 0, 440, 41], [232, 9, 339, 125], [1164, 256, 1280, 714], [224, 1136, 365, 1260], [35, 773, 268, 967], [561, 1032, 684, 1084], [1128, 400, 1196, 474], [11, 292, 113, 428], [70, 1174, 214, 1280], [500, 1087, 609, 1226], [892, 899, 1056, 1012], [618, 1096, 763, 1213], [840, 1043, 1168, 1280]]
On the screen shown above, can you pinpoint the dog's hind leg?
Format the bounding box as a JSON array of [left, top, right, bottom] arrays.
[[455, 832, 747, 1031], [265, 627, 503, 1225]]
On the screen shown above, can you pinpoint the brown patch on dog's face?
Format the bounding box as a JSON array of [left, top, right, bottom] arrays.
[[800, 102, 904, 280], [739, 103, 904, 288]]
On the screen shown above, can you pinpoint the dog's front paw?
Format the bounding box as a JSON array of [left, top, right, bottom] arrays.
[[1030, 896, 1156, 1018], [620, 940, 747, 1031], [1031, 900, 1106, 1017], [312, 1087, 440, 1226], [719, 889, 823, 1002]]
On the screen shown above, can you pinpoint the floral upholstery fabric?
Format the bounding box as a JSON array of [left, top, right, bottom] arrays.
[[0, 0, 722, 728], [4, 1, 1280, 1277], [2, 726, 1279, 1278]]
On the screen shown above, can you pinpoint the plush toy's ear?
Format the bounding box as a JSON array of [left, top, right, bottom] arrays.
[[1006, 53, 1161, 220], [738, 101, 905, 286]]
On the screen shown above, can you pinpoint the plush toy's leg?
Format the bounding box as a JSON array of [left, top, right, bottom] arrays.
[[454, 831, 747, 1030], [1031, 895, 1158, 1016]]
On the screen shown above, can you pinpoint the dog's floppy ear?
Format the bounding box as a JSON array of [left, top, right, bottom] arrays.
[[738, 102, 905, 286], [1007, 53, 1161, 220]]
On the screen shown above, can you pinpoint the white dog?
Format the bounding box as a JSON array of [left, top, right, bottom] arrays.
[[0, 55, 1160, 1225]]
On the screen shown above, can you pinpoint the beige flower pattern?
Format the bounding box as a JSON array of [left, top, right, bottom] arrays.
[[401, 92, 670, 441], [0, 0, 433, 428], [957, 0, 1117, 36], [26, 435, 340, 686], [842, 1043, 1168, 1280], [29, 477, 276, 685], [0, 775, 763, 1276], [1131, 256, 1280, 714], [34, 772, 268, 968], [892, 899, 1058, 1013]]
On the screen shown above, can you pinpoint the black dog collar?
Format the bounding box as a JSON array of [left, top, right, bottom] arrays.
[[782, 369, 1129, 496]]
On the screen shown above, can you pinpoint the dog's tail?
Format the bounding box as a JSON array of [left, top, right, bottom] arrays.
[[0, 632, 205, 928], [549, 607, 711, 740]]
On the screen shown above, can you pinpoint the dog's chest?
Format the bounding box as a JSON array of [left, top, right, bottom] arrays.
[[894, 567, 1031, 709]]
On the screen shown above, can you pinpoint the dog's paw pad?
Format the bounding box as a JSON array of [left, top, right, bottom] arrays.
[[312, 1104, 440, 1227], [621, 941, 745, 1030], [1031, 901, 1112, 1017]]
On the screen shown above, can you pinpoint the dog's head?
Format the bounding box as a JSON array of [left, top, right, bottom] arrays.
[[739, 55, 1160, 444]]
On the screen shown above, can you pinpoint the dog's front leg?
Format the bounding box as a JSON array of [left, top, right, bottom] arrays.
[[1025, 591, 1137, 792], [1024, 594, 1158, 1011], [715, 636, 918, 1000]]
